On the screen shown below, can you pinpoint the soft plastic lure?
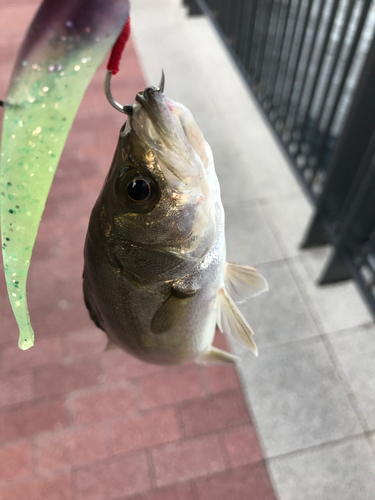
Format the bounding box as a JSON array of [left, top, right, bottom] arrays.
[[0, 0, 129, 349]]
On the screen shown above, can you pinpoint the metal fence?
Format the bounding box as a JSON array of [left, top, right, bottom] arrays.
[[185, 0, 375, 314]]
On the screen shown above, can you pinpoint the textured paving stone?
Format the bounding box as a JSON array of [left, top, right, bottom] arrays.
[[1, 337, 63, 372], [269, 437, 375, 500], [178, 389, 249, 437], [0, 473, 72, 500], [194, 463, 277, 500], [70, 383, 138, 425], [35, 424, 108, 471], [34, 359, 100, 397], [0, 371, 34, 407], [239, 339, 362, 457], [0, 442, 32, 481], [128, 483, 194, 500], [0, 399, 68, 441], [110, 408, 181, 454], [223, 424, 264, 468], [138, 364, 206, 409], [74, 452, 150, 500], [238, 260, 319, 348], [152, 435, 226, 486], [328, 326, 375, 430]]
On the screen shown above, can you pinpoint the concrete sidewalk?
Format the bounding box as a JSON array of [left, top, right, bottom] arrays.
[[130, 0, 375, 498]]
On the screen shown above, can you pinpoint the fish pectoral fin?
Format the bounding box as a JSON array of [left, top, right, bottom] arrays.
[[151, 289, 196, 335], [196, 346, 239, 365], [217, 288, 258, 355], [224, 262, 268, 303], [83, 274, 106, 332]]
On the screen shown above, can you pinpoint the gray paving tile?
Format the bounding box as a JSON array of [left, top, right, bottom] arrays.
[[291, 252, 372, 333], [237, 261, 319, 349], [225, 203, 282, 266], [269, 437, 375, 500], [245, 150, 302, 201], [328, 326, 375, 430], [219, 112, 302, 199], [262, 196, 313, 258], [214, 149, 257, 205], [236, 339, 362, 457], [188, 46, 259, 117], [369, 433, 375, 454], [298, 247, 335, 282]]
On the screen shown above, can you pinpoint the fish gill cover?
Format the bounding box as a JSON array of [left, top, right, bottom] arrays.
[[0, 0, 130, 349]]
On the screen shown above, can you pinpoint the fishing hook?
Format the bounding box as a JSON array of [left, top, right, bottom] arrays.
[[157, 70, 165, 93], [105, 70, 133, 115]]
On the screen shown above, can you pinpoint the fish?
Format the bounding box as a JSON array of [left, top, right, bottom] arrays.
[[82, 71, 268, 365]]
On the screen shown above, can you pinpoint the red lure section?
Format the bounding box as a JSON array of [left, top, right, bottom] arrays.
[[107, 17, 131, 75]]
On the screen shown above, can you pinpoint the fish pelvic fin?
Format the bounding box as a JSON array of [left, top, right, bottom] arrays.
[[224, 262, 268, 304], [105, 340, 119, 351], [196, 346, 239, 365], [217, 288, 258, 356]]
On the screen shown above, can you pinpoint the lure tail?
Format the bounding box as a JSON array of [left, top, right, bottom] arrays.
[[0, 0, 130, 349]]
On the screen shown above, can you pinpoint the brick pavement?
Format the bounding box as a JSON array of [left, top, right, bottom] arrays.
[[0, 2, 276, 499]]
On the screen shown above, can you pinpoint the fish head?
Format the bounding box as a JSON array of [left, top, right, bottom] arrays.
[[99, 82, 219, 278]]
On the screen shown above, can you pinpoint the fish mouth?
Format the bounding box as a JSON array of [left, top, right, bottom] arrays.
[[135, 86, 170, 137]]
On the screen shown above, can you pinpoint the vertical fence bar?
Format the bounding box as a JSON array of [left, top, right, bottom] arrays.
[[253, 0, 274, 87], [314, 0, 372, 165], [240, 0, 259, 77], [298, 0, 341, 150], [265, 0, 292, 106], [307, 0, 356, 156], [289, 0, 326, 133], [239, 0, 258, 74], [302, 32, 375, 248], [273, 0, 303, 112]]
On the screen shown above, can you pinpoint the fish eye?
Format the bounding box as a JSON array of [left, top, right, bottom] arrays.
[[116, 168, 160, 213], [127, 177, 151, 202]]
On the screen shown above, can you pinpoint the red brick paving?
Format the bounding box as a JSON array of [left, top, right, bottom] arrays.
[[178, 389, 250, 437], [0, 398, 68, 442], [0, 442, 32, 481], [110, 408, 181, 455], [139, 364, 206, 410], [0, 2, 277, 499], [223, 425, 264, 468], [194, 464, 276, 500], [74, 452, 150, 500], [152, 435, 226, 487], [129, 483, 195, 500], [70, 383, 138, 425]]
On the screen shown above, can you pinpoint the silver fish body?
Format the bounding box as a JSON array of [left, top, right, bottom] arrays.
[[83, 81, 267, 365]]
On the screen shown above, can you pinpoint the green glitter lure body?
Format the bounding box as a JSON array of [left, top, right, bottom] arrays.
[[0, 0, 129, 349]]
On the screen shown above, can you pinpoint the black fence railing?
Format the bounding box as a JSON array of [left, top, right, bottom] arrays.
[[185, 0, 375, 315]]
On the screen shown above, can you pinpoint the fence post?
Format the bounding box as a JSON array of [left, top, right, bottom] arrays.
[[302, 34, 375, 273], [184, 0, 203, 16]]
